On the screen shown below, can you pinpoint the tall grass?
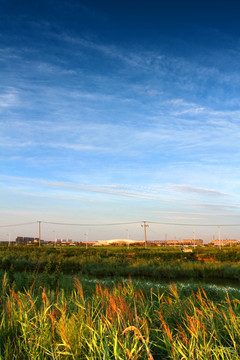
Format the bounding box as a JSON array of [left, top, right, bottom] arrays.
[[1, 246, 240, 281], [0, 273, 240, 359]]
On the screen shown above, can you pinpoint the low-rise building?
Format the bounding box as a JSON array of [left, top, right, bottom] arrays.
[[16, 236, 39, 244], [156, 239, 203, 246], [96, 239, 145, 246], [211, 239, 238, 246]]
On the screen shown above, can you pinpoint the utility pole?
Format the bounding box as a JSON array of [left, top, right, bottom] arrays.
[[164, 233, 168, 247], [38, 221, 41, 247], [85, 231, 88, 249], [193, 227, 196, 248], [126, 229, 130, 248], [53, 231, 57, 247], [218, 226, 221, 249], [8, 232, 11, 247], [141, 221, 149, 248]]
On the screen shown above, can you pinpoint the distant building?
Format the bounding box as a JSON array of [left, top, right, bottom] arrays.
[[58, 239, 73, 246], [156, 239, 203, 247], [182, 239, 203, 246], [96, 239, 145, 246], [16, 236, 39, 244], [16, 236, 44, 244], [212, 239, 238, 246]]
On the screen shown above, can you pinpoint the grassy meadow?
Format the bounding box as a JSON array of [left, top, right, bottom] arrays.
[[1, 245, 240, 281], [1, 245, 240, 359]]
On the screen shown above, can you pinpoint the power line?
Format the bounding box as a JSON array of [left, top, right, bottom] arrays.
[[148, 221, 240, 227], [41, 221, 142, 226], [1, 220, 240, 228], [0, 221, 37, 228]]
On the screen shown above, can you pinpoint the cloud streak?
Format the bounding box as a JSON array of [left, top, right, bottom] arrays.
[[0, 175, 237, 209], [172, 185, 227, 197]]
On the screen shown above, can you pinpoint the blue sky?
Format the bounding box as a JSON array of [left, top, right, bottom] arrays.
[[1, 0, 240, 242]]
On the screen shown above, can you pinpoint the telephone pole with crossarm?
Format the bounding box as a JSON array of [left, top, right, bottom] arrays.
[[141, 221, 149, 248]]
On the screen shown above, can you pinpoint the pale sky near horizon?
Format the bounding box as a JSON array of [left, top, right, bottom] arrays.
[[1, 0, 240, 242]]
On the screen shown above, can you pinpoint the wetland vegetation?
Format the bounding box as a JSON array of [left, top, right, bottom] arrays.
[[1, 245, 240, 281], [1, 245, 240, 359]]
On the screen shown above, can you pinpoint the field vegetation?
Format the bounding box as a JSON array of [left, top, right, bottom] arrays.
[[0, 273, 240, 359], [0, 245, 240, 280], [1, 246, 240, 359]]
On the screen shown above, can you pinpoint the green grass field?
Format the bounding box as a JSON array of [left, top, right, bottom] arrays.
[[1, 245, 240, 280], [1, 246, 240, 359]]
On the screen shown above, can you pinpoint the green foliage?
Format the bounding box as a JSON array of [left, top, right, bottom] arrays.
[[1, 246, 240, 281], [0, 275, 240, 359]]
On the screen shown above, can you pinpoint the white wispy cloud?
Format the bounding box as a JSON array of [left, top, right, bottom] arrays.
[[0, 175, 237, 208], [167, 216, 203, 220], [198, 203, 240, 211], [172, 185, 227, 197], [151, 210, 233, 216], [0, 89, 19, 108], [0, 175, 167, 201], [1, 33, 240, 197]]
